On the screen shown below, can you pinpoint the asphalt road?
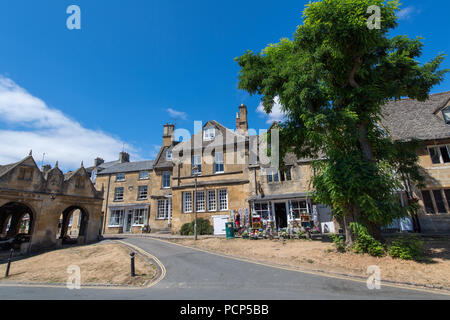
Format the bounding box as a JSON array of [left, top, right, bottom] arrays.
[[0, 237, 448, 300]]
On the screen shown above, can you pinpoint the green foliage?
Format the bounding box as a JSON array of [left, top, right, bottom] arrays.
[[350, 223, 385, 257], [388, 235, 424, 260], [329, 233, 346, 253], [235, 0, 448, 237], [180, 218, 213, 236]]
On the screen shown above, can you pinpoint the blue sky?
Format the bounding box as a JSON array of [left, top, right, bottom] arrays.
[[0, 0, 449, 170]]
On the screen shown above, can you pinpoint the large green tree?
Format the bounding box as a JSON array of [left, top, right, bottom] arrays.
[[236, 0, 447, 245]]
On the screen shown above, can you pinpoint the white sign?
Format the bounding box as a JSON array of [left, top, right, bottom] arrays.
[[321, 222, 335, 234]]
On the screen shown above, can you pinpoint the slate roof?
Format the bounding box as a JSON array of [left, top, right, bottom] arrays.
[[97, 160, 155, 175], [381, 91, 450, 141]]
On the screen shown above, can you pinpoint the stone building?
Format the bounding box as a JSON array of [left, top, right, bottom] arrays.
[[382, 91, 450, 233], [0, 153, 103, 253]]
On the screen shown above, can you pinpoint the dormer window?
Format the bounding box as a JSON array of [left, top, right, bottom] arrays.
[[116, 173, 126, 182], [166, 150, 173, 161], [443, 106, 450, 125], [203, 128, 216, 141]]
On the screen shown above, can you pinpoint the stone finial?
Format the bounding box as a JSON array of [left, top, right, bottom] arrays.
[[81, 161, 84, 167], [55, 161, 59, 168], [29, 150, 32, 156]]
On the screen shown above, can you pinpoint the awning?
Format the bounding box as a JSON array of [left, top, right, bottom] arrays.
[[249, 192, 312, 202]]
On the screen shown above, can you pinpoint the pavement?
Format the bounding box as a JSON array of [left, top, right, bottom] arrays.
[[0, 236, 448, 300]]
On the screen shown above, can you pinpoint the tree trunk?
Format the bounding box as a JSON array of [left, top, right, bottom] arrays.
[[344, 204, 360, 247]]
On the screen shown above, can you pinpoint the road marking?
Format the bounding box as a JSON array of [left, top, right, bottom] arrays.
[[143, 236, 450, 297]]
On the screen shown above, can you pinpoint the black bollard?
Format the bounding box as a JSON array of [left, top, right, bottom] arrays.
[[5, 248, 14, 278], [130, 252, 135, 277]]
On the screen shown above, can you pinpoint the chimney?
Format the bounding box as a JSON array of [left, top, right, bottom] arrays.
[[119, 152, 130, 163], [163, 123, 175, 147], [42, 165, 51, 175], [94, 157, 104, 167], [236, 104, 248, 132]]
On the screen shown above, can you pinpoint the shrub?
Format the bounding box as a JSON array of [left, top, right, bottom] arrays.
[[180, 218, 213, 236], [350, 223, 385, 257], [388, 235, 424, 261], [329, 233, 346, 253]]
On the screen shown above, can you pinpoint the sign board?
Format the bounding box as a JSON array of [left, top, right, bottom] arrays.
[[213, 216, 228, 235], [321, 221, 335, 234]]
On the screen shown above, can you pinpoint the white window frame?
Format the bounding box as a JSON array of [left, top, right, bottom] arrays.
[[196, 191, 206, 212], [116, 173, 126, 182], [428, 145, 450, 164], [157, 199, 172, 220], [214, 152, 224, 174], [291, 200, 309, 220], [138, 185, 148, 200], [254, 202, 270, 220], [162, 171, 171, 189], [109, 209, 124, 227], [218, 189, 228, 211], [192, 155, 202, 175], [114, 187, 124, 201], [166, 150, 173, 160], [183, 192, 192, 213], [139, 171, 149, 180], [133, 208, 148, 226], [207, 190, 216, 211], [203, 127, 216, 141], [442, 106, 450, 125]]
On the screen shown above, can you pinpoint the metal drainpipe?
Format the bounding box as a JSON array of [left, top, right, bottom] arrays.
[[102, 174, 111, 234]]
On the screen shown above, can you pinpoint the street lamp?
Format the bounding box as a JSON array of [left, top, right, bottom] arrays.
[[193, 165, 199, 241]]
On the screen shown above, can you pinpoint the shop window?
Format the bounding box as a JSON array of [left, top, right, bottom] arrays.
[[109, 209, 124, 226], [133, 208, 147, 225], [291, 201, 309, 220], [254, 203, 270, 220]]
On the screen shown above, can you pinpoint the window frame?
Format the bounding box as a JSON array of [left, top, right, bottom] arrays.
[[428, 145, 450, 164], [166, 150, 173, 161], [137, 185, 148, 200], [139, 171, 149, 180], [214, 152, 224, 174], [116, 173, 126, 182], [218, 189, 228, 211], [183, 192, 193, 213], [442, 106, 450, 125], [196, 190, 206, 212], [133, 208, 148, 226], [114, 187, 124, 201], [207, 190, 216, 212], [203, 127, 216, 141], [192, 155, 202, 175], [109, 209, 124, 227], [162, 171, 171, 189], [157, 199, 172, 220]]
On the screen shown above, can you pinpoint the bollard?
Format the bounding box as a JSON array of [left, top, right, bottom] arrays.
[[5, 248, 14, 278], [130, 252, 135, 277]]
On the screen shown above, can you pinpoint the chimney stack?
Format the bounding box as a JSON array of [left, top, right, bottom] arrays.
[[236, 104, 248, 132], [94, 157, 104, 167], [163, 124, 175, 147], [119, 152, 130, 163]]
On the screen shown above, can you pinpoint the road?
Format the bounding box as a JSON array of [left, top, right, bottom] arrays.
[[0, 237, 448, 300]]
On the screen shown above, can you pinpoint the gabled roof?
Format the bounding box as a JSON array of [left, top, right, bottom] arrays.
[[97, 160, 155, 175], [0, 155, 40, 179], [381, 91, 450, 141]]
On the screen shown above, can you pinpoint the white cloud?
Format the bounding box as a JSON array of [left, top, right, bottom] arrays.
[[167, 108, 187, 120], [256, 96, 286, 124], [398, 6, 420, 20], [0, 76, 139, 171]]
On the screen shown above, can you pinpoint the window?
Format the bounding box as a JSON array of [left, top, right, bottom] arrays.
[[192, 155, 202, 175], [214, 152, 224, 173], [280, 168, 292, 181], [183, 192, 192, 213], [207, 190, 216, 211], [157, 199, 171, 219], [166, 150, 173, 160], [266, 169, 279, 183], [421, 190, 436, 214], [18, 167, 33, 181], [114, 187, 124, 201], [443, 106, 450, 124], [91, 170, 97, 183], [203, 127, 215, 141], [254, 202, 270, 220], [133, 208, 147, 225], [116, 173, 126, 182], [68, 215, 73, 227], [162, 171, 171, 188], [138, 186, 148, 200], [428, 145, 450, 164], [291, 201, 309, 220], [433, 190, 448, 213], [196, 191, 206, 212], [218, 189, 228, 211], [109, 209, 124, 226], [139, 171, 149, 180]]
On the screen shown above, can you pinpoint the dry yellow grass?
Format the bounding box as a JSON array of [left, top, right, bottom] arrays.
[[0, 242, 156, 286], [172, 237, 450, 289]]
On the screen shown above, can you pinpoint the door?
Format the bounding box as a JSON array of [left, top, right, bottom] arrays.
[[274, 203, 288, 229], [124, 210, 133, 233], [213, 216, 228, 235]]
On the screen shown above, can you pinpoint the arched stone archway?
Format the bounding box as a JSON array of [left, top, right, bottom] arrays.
[[0, 202, 35, 250], [57, 206, 89, 244]]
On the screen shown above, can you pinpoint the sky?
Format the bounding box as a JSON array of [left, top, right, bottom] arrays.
[[0, 0, 449, 171]]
